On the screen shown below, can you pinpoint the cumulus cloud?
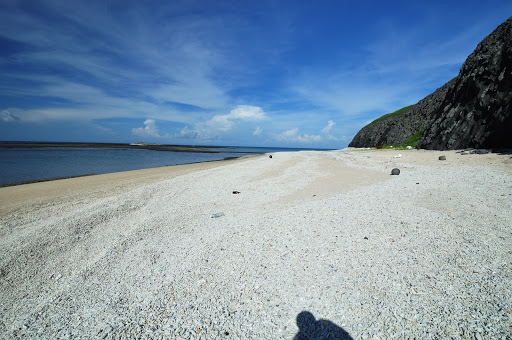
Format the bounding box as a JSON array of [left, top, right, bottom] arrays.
[[320, 119, 341, 141], [253, 126, 263, 136], [321, 120, 335, 134], [228, 105, 267, 120], [176, 126, 200, 139], [131, 119, 168, 138], [277, 128, 321, 143], [206, 105, 268, 132], [1, 110, 20, 122]]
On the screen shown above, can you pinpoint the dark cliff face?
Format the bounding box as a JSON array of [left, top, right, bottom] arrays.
[[418, 17, 512, 150], [349, 16, 512, 150], [348, 80, 455, 148]]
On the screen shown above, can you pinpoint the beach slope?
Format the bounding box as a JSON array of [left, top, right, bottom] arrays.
[[1, 150, 511, 338]]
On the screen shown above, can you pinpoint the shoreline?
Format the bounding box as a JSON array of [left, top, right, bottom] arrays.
[[0, 154, 261, 217], [1, 149, 511, 338], [0, 154, 253, 188], [0, 141, 254, 153], [3, 146, 510, 188]]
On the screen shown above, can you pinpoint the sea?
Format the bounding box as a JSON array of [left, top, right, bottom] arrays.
[[0, 145, 332, 186]]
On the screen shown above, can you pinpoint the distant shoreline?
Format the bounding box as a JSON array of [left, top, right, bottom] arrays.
[[1, 143, 329, 188], [0, 154, 253, 188], [0, 142, 259, 153]]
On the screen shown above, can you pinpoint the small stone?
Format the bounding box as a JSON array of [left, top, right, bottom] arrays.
[[439, 155, 446, 160], [391, 168, 400, 175]]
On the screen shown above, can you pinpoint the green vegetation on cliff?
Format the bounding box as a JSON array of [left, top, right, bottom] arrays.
[[369, 104, 414, 126], [402, 128, 427, 147]]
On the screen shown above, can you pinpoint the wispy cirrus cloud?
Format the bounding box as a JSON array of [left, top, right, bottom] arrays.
[[1, 109, 20, 122], [0, 0, 234, 115], [253, 126, 263, 136]]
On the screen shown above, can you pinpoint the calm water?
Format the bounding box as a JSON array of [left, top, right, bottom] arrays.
[[0, 147, 254, 186], [0, 146, 330, 186]]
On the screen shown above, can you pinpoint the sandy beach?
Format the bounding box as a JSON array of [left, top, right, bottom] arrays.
[[1, 149, 511, 338]]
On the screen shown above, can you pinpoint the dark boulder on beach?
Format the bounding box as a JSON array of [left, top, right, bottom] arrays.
[[350, 16, 512, 150]]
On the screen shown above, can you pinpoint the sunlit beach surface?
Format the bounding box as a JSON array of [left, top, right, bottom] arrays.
[[1, 149, 511, 338]]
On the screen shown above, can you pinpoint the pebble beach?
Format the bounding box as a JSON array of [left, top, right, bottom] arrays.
[[0, 149, 511, 339]]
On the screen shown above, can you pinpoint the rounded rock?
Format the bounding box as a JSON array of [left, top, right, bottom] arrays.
[[439, 155, 447, 160], [391, 168, 400, 175]]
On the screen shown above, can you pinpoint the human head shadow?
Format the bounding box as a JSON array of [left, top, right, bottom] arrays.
[[293, 311, 353, 340]]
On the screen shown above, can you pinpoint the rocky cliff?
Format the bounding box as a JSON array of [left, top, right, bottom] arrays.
[[349, 79, 455, 147], [418, 16, 512, 150], [349, 16, 512, 150]]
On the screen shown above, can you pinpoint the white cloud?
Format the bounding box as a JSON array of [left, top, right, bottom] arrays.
[[320, 120, 341, 141], [228, 105, 267, 120], [131, 119, 169, 138], [276, 128, 321, 143], [275, 120, 340, 144], [321, 120, 335, 134], [205, 105, 268, 133], [1, 110, 20, 122], [253, 126, 263, 136], [176, 126, 200, 139], [281, 128, 299, 138]]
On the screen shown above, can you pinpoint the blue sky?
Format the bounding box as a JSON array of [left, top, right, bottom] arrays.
[[1, 0, 511, 148]]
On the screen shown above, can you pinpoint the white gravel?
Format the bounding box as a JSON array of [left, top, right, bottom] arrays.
[[1, 150, 511, 339]]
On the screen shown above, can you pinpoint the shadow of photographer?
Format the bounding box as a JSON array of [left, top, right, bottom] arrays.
[[293, 311, 353, 340]]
